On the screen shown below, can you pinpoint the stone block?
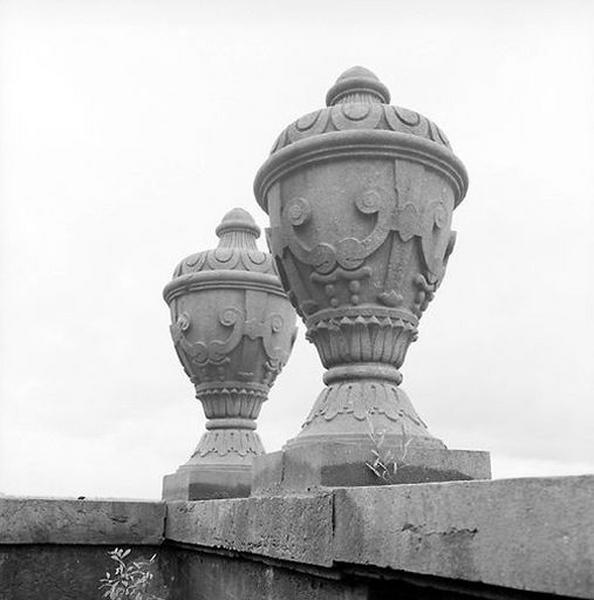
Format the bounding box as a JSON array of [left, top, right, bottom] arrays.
[[252, 442, 490, 495], [333, 475, 594, 598], [0, 497, 165, 545], [162, 465, 252, 501], [166, 493, 334, 567]]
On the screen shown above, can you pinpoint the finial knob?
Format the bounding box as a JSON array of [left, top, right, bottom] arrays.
[[215, 207, 261, 239], [326, 66, 391, 106]]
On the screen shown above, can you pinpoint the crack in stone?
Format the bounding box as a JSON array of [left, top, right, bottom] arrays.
[[401, 522, 478, 538]]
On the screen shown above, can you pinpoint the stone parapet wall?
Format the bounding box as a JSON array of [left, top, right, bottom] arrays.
[[0, 545, 165, 600], [0, 497, 167, 600], [166, 475, 594, 599], [333, 476, 594, 597], [1, 476, 593, 598]]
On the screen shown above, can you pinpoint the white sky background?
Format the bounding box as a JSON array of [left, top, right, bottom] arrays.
[[0, 0, 593, 498]]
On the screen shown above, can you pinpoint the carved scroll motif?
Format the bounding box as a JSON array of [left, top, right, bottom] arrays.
[[170, 308, 243, 366], [271, 164, 456, 317], [170, 306, 293, 377], [280, 189, 394, 275]]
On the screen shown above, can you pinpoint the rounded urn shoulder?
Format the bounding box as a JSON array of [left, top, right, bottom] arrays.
[[271, 103, 451, 155], [255, 66, 467, 212], [163, 208, 287, 305], [171, 208, 277, 277], [172, 247, 277, 277], [269, 66, 452, 155]]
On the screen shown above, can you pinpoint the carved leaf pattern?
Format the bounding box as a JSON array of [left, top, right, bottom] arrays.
[[303, 379, 428, 431], [193, 430, 265, 458]]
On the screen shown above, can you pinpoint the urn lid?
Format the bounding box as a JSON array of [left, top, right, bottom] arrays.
[[269, 66, 452, 154], [170, 208, 278, 279]]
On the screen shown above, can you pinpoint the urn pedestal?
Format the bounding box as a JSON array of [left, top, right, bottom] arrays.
[[162, 208, 297, 500], [252, 67, 490, 489]]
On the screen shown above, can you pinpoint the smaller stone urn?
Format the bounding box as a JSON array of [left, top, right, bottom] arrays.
[[162, 208, 297, 500]]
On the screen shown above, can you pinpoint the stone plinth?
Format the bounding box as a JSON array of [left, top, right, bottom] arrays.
[[162, 465, 252, 501], [252, 443, 490, 496]]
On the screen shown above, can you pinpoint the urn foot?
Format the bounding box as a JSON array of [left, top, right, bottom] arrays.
[[285, 362, 445, 451]]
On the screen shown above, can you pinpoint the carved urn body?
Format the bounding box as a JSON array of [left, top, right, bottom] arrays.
[[254, 67, 468, 450], [162, 208, 297, 499]]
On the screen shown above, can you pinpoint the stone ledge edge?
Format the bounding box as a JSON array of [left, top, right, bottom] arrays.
[[0, 497, 166, 545]]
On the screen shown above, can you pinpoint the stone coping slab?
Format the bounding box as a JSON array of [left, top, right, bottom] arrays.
[[0, 497, 165, 545], [335, 475, 594, 598], [166, 475, 594, 598], [165, 493, 334, 567]]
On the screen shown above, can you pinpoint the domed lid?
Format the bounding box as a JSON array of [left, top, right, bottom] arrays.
[[269, 66, 452, 154], [170, 208, 277, 278]]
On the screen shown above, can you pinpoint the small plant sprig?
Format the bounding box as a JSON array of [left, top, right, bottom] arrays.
[[99, 548, 165, 600], [365, 415, 413, 483]]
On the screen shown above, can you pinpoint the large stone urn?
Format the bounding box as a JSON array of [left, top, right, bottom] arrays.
[[253, 67, 469, 453], [162, 208, 297, 499]]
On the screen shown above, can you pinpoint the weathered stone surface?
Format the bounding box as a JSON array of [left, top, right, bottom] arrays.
[[252, 443, 490, 495], [333, 475, 594, 598], [166, 493, 334, 567], [4, 542, 535, 600], [251, 451, 285, 495], [165, 547, 369, 600], [162, 208, 297, 501], [254, 66, 469, 453], [0, 497, 165, 545], [0, 545, 166, 600]]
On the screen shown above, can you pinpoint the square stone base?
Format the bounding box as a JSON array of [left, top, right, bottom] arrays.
[[162, 466, 252, 501], [252, 442, 491, 496]]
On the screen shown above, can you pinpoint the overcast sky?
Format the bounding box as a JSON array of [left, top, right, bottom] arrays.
[[0, 0, 593, 499]]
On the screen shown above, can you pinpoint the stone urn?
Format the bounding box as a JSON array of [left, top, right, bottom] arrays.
[[162, 208, 297, 499], [253, 67, 469, 451]]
